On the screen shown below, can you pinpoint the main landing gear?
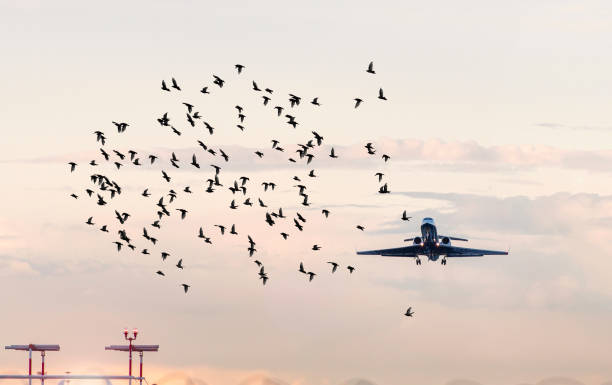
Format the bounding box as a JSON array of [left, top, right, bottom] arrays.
[[441, 257, 447, 266]]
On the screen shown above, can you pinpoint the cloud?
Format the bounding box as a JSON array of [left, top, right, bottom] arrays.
[[5, 138, 612, 175], [445, 380, 484, 385], [535, 378, 586, 385], [535, 122, 612, 131], [341, 379, 379, 385]]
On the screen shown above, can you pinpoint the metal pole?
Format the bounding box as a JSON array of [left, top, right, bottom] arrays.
[[41, 352, 45, 385], [28, 347, 32, 385], [138, 352, 143, 385], [128, 339, 132, 385]]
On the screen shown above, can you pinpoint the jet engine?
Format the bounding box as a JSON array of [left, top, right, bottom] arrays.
[[441, 237, 451, 245], [413, 237, 422, 245]]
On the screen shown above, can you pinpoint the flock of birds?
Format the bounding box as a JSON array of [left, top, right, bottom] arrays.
[[69, 61, 415, 317]]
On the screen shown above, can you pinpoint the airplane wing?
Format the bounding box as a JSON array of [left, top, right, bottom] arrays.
[[439, 235, 468, 241], [441, 245, 508, 257], [356, 245, 423, 257]]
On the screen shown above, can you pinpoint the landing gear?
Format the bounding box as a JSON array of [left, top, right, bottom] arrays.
[[441, 258, 447, 266], [416, 258, 422, 266]]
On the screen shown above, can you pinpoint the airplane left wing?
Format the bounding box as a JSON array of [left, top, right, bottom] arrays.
[[441, 245, 508, 257], [356, 245, 422, 257]]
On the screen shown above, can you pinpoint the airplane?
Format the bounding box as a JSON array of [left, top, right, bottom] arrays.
[[356, 217, 508, 265]]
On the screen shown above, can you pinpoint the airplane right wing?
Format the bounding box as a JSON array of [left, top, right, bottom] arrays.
[[442, 245, 508, 257], [356, 245, 423, 257]]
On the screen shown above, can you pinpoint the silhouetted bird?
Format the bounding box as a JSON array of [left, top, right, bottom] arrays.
[[204, 122, 214, 134], [299, 262, 306, 274], [365, 143, 376, 154], [181, 284, 190, 293], [176, 259, 183, 269], [171, 77, 181, 90], [200, 86, 209, 94], [402, 210, 411, 221], [156, 270, 165, 276], [162, 171, 171, 182], [213, 75, 225, 87], [378, 88, 387, 100], [328, 262, 339, 273], [68, 162, 77, 172], [329, 147, 338, 158], [347, 266, 356, 274], [405, 307, 414, 317], [307, 272, 316, 282], [354, 98, 363, 108], [161, 80, 170, 91], [356, 225, 365, 231], [382, 154, 391, 162], [252, 81, 261, 91], [366, 61, 375, 74], [86, 217, 94, 225], [235, 64, 245, 73], [112, 121, 129, 133], [219, 149, 229, 162], [294, 219, 303, 231], [375, 172, 384, 182]]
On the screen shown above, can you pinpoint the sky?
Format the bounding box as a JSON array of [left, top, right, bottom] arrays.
[[1, 1, 612, 384]]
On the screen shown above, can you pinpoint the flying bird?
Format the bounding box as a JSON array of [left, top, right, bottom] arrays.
[[366, 61, 375, 74], [378, 88, 387, 100], [327, 262, 339, 273], [401, 210, 411, 221]]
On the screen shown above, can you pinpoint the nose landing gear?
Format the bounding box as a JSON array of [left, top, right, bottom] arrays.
[[416, 258, 422, 266]]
